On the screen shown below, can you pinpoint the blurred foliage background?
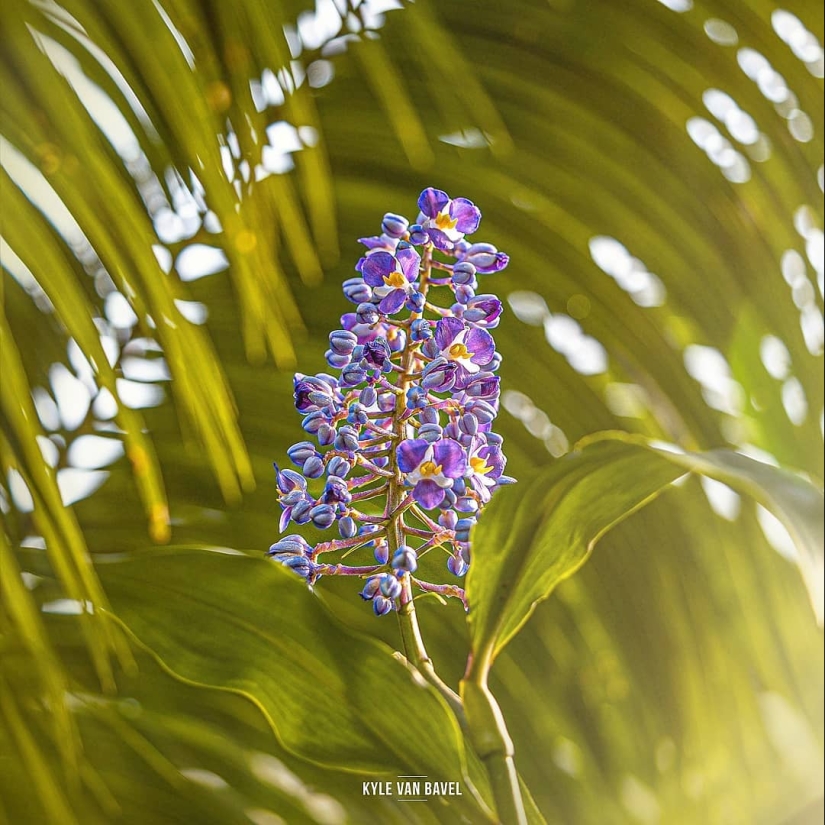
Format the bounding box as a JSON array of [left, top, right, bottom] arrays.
[[0, 0, 823, 823]]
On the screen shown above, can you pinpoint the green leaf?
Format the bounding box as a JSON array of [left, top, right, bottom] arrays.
[[467, 433, 825, 666], [96, 548, 494, 821]]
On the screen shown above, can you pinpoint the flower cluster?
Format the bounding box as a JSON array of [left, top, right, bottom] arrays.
[[268, 188, 513, 615]]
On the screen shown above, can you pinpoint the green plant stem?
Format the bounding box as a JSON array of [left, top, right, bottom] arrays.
[[462, 650, 527, 825]]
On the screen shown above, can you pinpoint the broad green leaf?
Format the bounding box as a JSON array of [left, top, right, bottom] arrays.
[[467, 434, 825, 664], [96, 548, 494, 821]]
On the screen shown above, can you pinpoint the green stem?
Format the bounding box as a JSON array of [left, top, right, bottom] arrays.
[[461, 650, 527, 825]]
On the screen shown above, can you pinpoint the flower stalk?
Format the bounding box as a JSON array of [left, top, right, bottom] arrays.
[[267, 187, 519, 818]]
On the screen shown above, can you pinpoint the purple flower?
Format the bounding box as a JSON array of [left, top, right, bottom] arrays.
[[466, 441, 506, 503], [464, 295, 503, 328], [433, 317, 496, 388], [396, 438, 467, 509], [359, 243, 421, 315], [417, 188, 482, 251], [421, 357, 458, 392], [274, 465, 310, 532], [457, 242, 509, 274], [293, 374, 337, 413], [270, 187, 512, 613]]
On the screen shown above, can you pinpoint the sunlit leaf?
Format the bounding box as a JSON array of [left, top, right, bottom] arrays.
[[96, 548, 495, 821], [466, 434, 824, 664]]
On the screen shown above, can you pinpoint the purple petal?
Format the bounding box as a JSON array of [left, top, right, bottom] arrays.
[[465, 296, 503, 326], [396, 244, 421, 283], [465, 374, 500, 399], [418, 188, 449, 219], [449, 198, 481, 234], [279, 507, 292, 533], [379, 290, 406, 315], [479, 252, 509, 274], [434, 316, 464, 350], [414, 479, 446, 509], [478, 445, 505, 478], [452, 364, 474, 391], [361, 252, 395, 287], [432, 439, 467, 478], [426, 228, 454, 251], [358, 235, 389, 250], [466, 328, 495, 365], [421, 359, 457, 392], [397, 439, 430, 473]]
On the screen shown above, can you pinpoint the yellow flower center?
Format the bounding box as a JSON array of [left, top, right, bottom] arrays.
[[435, 211, 459, 231], [470, 456, 493, 476], [448, 342, 473, 360], [383, 270, 406, 288], [419, 460, 442, 477]]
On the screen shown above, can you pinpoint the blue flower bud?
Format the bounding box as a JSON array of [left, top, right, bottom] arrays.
[[447, 554, 469, 577], [460, 243, 509, 273], [406, 291, 426, 312], [485, 432, 504, 446], [373, 541, 389, 565], [281, 489, 306, 507], [455, 517, 476, 542], [455, 496, 479, 514], [334, 426, 360, 453], [316, 423, 336, 446], [355, 302, 379, 325], [341, 363, 367, 387], [329, 329, 358, 355], [268, 535, 311, 556], [392, 546, 418, 574], [373, 596, 394, 616], [327, 455, 352, 478], [419, 406, 440, 426], [359, 386, 377, 406], [282, 555, 313, 578], [418, 423, 443, 443], [382, 213, 409, 238], [380, 573, 402, 599], [409, 224, 428, 245], [420, 339, 440, 360], [323, 476, 352, 505], [378, 393, 396, 413], [290, 500, 312, 524], [287, 441, 317, 465], [488, 352, 503, 371], [406, 386, 428, 410], [325, 349, 350, 369], [339, 515, 357, 539], [422, 358, 457, 392], [438, 510, 458, 530], [459, 413, 479, 435], [343, 278, 372, 304], [465, 400, 496, 424], [303, 455, 325, 479], [360, 576, 381, 600], [307, 389, 333, 408], [410, 319, 432, 342], [452, 261, 477, 284], [301, 410, 327, 433], [309, 503, 336, 529], [455, 284, 475, 305], [440, 489, 457, 509], [388, 329, 407, 352]]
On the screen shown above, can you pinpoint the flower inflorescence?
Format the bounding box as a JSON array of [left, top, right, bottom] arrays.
[[268, 188, 513, 615]]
